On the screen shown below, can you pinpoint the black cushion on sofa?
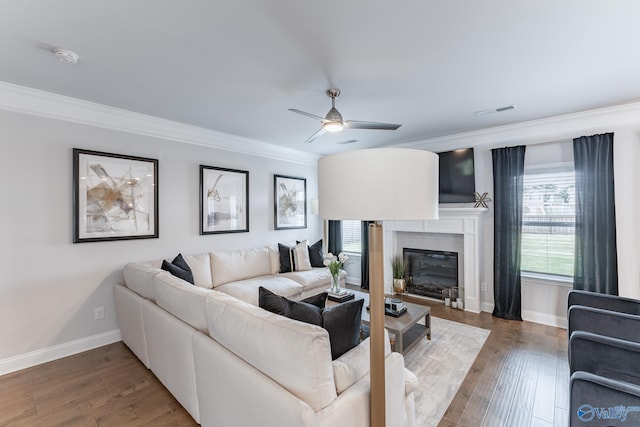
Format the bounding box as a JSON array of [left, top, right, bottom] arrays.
[[259, 287, 287, 315], [302, 291, 328, 309], [308, 239, 324, 267], [161, 253, 194, 284], [283, 298, 323, 326], [259, 287, 362, 360], [259, 287, 328, 315], [322, 298, 365, 359], [278, 243, 293, 273]]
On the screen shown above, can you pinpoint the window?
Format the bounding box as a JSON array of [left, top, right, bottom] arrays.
[[521, 167, 575, 277], [341, 220, 362, 254]]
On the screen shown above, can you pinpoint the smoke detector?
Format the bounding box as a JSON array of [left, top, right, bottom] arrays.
[[52, 48, 79, 64]]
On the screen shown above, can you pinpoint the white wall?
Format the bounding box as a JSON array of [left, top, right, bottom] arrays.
[[0, 106, 320, 371], [404, 102, 640, 327]]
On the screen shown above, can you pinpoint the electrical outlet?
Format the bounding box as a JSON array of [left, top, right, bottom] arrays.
[[94, 307, 105, 320], [481, 282, 487, 292]]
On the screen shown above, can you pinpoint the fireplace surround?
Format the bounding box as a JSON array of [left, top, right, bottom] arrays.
[[383, 207, 487, 312]]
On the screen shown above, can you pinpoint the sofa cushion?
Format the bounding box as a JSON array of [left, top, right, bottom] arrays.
[[281, 268, 346, 293], [283, 298, 323, 326], [322, 299, 365, 359], [292, 240, 312, 271], [153, 271, 210, 332], [278, 243, 294, 273], [123, 262, 163, 301], [263, 289, 364, 360], [210, 247, 272, 287], [308, 239, 324, 268], [205, 291, 337, 411], [184, 253, 213, 288], [216, 276, 303, 306], [332, 331, 392, 394], [161, 253, 194, 284], [268, 245, 281, 275], [258, 286, 327, 315]]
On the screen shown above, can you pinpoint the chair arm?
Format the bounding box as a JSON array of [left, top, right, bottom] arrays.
[[568, 306, 640, 343], [568, 290, 640, 315], [571, 371, 640, 426], [570, 331, 640, 386]]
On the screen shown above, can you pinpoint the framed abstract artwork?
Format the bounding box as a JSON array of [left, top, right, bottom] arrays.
[[274, 174, 307, 230], [200, 165, 249, 234], [73, 148, 158, 243]]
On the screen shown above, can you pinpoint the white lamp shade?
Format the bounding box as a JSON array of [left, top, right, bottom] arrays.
[[318, 148, 439, 220]]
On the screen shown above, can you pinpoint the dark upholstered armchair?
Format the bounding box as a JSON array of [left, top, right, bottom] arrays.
[[568, 305, 640, 343], [571, 371, 640, 426], [568, 290, 640, 315], [568, 291, 640, 426]]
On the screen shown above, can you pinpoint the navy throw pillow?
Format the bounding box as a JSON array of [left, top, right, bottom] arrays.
[[308, 239, 324, 267], [278, 243, 293, 273], [322, 299, 364, 359], [282, 298, 323, 326], [161, 253, 194, 284], [259, 287, 328, 315]]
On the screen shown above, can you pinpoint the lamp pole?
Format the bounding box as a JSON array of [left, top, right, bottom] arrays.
[[369, 222, 386, 426]]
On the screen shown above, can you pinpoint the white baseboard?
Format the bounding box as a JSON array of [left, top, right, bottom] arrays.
[[522, 310, 567, 329], [0, 329, 121, 376], [481, 302, 494, 313], [480, 303, 567, 329]]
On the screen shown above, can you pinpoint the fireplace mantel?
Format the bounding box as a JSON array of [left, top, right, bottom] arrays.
[[383, 207, 488, 313]]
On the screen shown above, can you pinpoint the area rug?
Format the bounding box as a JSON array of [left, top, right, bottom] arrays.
[[404, 316, 490, 427]]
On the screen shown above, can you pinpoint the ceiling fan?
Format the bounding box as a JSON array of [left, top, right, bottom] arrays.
[[289, 89, 401, 143]]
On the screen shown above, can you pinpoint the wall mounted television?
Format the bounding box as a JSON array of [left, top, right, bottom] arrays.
[[438, 148, 476, 203]]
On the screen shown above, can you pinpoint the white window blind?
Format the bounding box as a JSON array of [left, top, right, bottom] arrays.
[[521, 168, 575, 277], [341, 220, 362, 254]]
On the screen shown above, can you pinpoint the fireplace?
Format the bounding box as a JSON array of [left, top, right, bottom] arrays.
[[404, 248, 458, 299], [383, 207, 487, 312]]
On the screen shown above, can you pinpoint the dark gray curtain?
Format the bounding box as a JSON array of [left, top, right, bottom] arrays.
[[573, 133, 618, 295], [360, 221, 374, 289], [327, 220, 342, 256], [492, 145, 526, 321]]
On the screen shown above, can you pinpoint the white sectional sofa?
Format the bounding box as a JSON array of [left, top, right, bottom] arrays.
[[114, 244, 418, 427]]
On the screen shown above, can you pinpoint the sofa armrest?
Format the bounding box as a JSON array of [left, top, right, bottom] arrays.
[[568, 290, 640, 315], [317, 352, 412, 427], [192, 332, 317, 427], [404, 368, 419, 396], [571, 371, 640, 426], [569, 305, 640, 343], [570, 331, 640, 386]]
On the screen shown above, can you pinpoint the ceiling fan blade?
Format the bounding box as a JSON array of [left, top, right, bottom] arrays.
[[304, 127, 327, 144], [289, 109, 326, 121], [344, 120, 401, 131]]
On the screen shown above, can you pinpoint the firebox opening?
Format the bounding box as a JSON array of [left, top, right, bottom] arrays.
[[403, 248, 458, 299]]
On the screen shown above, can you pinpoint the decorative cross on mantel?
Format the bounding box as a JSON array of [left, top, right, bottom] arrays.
[[474, 192, 492, 208]]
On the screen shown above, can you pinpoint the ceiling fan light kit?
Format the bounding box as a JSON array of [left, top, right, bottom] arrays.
[[289, 88, 401, 143]]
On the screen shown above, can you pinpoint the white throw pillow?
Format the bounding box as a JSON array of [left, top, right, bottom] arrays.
[[292, 240, 312, 271]]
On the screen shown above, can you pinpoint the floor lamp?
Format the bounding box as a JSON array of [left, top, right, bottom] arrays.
[[318, 148, 438, 427]]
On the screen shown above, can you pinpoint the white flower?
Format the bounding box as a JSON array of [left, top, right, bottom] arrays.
[[338, 253, 348, 263]]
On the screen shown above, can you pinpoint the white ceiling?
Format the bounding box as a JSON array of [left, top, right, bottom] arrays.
[[2, 1, 640, 155]]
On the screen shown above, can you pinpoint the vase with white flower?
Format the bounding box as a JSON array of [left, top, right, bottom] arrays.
[[324, 252, 348, 293]]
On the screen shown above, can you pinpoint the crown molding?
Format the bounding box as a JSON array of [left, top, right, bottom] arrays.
[[0, 81, 320, 166], [401, 101, 640, 152]]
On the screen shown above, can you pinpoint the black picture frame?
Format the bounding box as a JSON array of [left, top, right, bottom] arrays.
[[73, 148, 158, 243], [274, 174, 307, 230], [200, 165, 249, 234]]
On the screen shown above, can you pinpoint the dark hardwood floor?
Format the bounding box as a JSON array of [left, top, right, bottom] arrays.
[[0, 295, 568, 427]]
